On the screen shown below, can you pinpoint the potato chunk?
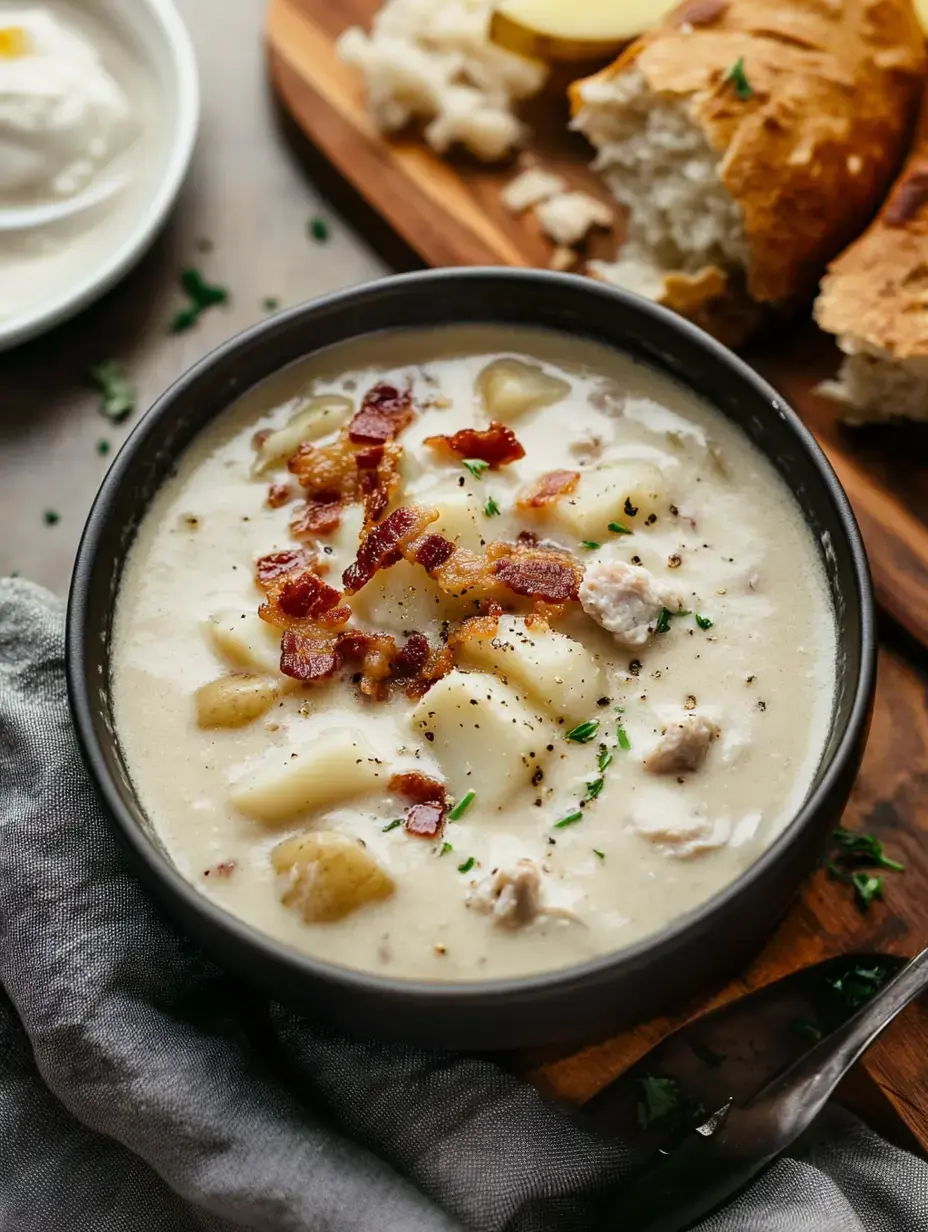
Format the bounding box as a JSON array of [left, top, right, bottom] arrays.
[[205, 610, 282, 675], [547, 460, 666, 539], [272, 831, 394, 923], [349, 559, 468, 631], [409, 670, 549, 809], [231, 728, 385, 824], [431, 488, 488, 552], [195, 674, 277, 728], [252, 395, 353, 474], [456, 616, 603, 722], [477, 358, 570, 422]]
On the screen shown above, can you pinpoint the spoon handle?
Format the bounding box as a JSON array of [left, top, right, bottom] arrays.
[[755, 945, 928, 1134]]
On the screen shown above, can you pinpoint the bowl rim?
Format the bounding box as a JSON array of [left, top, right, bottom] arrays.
[[67, 267, 876, 1007], [0, 0, 199, 351]]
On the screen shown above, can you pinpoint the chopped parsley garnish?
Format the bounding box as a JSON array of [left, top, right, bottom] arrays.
[[851, 871, 883, 910], [262, 296, 280, 312], [170, 268, 229, 333], [585, 777, 605, 801], [593, 849, 605, 860], [655, 607, 690, 634], [484, 496, 501, 518], [88, 359, 136, 424], [725, 56, 753, 100], [554, 810, 583, 829], [43, 509, 60, 526], [695, 613, 714, 630], [382, 818, 402, 832], [581, 540, 601, 551], [439, 841, 454, 856], [566, 719, 599, 743], [308, 215, 330, 242], [448, 790, 476, 820], [462, 458, 490, 480], [691, 1041, 726, 1069], [96, 439, 110, 456], [637, 1076, 681, 1129], [616, 724, 631, 752], [791, 1018, 823, 1044], [608, 521, 632, 535], [598, 745, 613, 773], [833, 826, 903, 872], [457, 856, 475, 874], [827, 964, 890, 1008]]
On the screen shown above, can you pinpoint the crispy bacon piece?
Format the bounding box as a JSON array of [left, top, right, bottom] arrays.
[[392, 631, 430, 677], [389, 771, 448, 838], [267, 482, 293, 509], [291, 496, 343, 536], [342, 505, 438, 594], [490, 543, 581, 603], [279, 631, 339, 682], [348, 384, 415, 444], [410, 533, 455, 574], [448, 601, 502, 649], [277, 572, 342, 620], [516, 469, 579, 509], [425, 420, 525, 469], [289, 430, 403, 533], [256, 548, 318, 586]]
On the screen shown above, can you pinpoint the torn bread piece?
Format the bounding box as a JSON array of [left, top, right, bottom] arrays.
[[815, 93, 928, 423], [501, 166, 567, 211], [337, 0, 547, 161], [569, 0, 925, 346], [534, 190, 613, 247]]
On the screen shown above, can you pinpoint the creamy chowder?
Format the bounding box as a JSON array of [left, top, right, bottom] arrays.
[[112, 326, 836, 982]]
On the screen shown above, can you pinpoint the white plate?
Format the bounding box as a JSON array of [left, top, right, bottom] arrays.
[[0, 0, 199, 350]]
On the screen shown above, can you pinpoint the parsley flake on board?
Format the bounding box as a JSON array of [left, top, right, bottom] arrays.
[[484, 496, 501, 518], [170, 268, 229, 333], [637, 1076, 681, 1129], [43, 509, 60, 526], [725, 56, 754, 100], [695, 613, 714, 630], [827, 964, 890, 1009], [88, 360, 136, 424], [382, 818, 402, 832], [448, 790, 476, 821], [96, 439, 110, 456], [608, 521, 632, 535], [832, 826, 903, 872], [554, 810, 583, 829], [566, 719, 599, 743], [851, 871, 883, 911], [308, 215, 330, 242], [457, 856, 475, 874], [462, 458, 490, 480], [261, 296, 280, 312]]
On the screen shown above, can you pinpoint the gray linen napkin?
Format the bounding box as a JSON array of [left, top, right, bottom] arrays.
[[1, 577, 926, 1232]]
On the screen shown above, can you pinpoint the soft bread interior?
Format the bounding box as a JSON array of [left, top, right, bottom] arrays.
[[819, 338, 928, 424]]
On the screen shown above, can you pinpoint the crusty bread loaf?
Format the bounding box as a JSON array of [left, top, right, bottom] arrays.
[[815, 90, 928, 421], [570, 0, 926, 346]]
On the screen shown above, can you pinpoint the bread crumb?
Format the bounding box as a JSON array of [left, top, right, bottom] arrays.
[[534, 191, 612, 247], [501, 167, 567, 212], [548, 245, 576, 271]]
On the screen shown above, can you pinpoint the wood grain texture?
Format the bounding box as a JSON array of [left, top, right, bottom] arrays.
[[267, 0, 928, 655], [267, 0, 928, 1149]]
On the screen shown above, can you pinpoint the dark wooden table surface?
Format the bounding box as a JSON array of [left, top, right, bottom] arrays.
[[2, 0, 927, 1153]]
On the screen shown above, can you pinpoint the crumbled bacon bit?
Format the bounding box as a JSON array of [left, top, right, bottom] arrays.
[[279, 631, 339, 682], [348, 384, 415, 444], [291, 496, 342, 536], [516, 469, 579, 509], [425, 420, 525, 469], [389, 772, 448, 838], [267, 482, 293, 509], [392, 631, 430, 678], [342, 504, 438, 594], [288, 428, 403, 532], [448, 601, 502, 648], [411, 533, 455, 574], [277, 572, 342, 619], [335, 631, 370, 661], [256, 548, 317, 586], [490, 544, 581, 603]]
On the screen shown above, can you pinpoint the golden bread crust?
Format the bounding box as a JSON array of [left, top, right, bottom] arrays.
[[571, 0, 926, 310]]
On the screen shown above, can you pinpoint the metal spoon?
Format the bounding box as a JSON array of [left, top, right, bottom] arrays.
[[0, 174, 128, 233], [586, 948, 928, 1232]]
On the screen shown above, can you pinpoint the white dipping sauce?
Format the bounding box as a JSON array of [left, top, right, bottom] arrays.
[[0, 3, 165, 321], [112, 327, 837, 982]]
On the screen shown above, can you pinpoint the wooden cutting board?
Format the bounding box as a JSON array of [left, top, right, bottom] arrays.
[[266, 0, 928, 1152]]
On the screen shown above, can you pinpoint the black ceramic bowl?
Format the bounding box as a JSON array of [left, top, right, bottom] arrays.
[[67, 269, 875, 1050]]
